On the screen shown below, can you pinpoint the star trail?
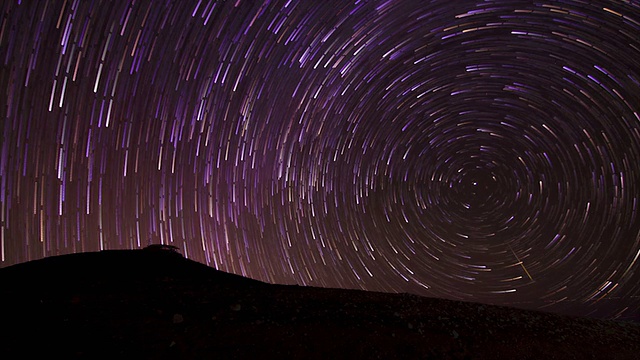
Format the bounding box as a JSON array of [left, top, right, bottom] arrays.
[[1, 0, 639, 320]]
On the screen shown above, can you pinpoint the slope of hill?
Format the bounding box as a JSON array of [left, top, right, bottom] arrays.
[[1, 248, 638, 359]]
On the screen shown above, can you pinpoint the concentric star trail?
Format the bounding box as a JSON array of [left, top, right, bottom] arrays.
[[1, 0, 639, 321]]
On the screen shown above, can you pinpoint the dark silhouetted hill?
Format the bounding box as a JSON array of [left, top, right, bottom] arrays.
[[1, 249, 638, 359]]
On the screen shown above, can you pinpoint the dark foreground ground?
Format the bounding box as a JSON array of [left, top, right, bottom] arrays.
[[1, 248, 638, 359]]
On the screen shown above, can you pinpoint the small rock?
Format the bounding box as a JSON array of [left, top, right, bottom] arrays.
[[230, 304, 242, 311], [452, 330, 459, 339], [172, 314, 184, 324]]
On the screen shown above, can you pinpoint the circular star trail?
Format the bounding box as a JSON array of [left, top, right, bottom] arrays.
[[1, 0, 639, 320]]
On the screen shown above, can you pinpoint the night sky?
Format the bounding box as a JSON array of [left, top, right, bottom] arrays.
[[1, 0, 639, 320]]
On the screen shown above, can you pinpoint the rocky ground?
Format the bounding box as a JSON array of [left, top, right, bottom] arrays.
[[1, 248, 638, 359]]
